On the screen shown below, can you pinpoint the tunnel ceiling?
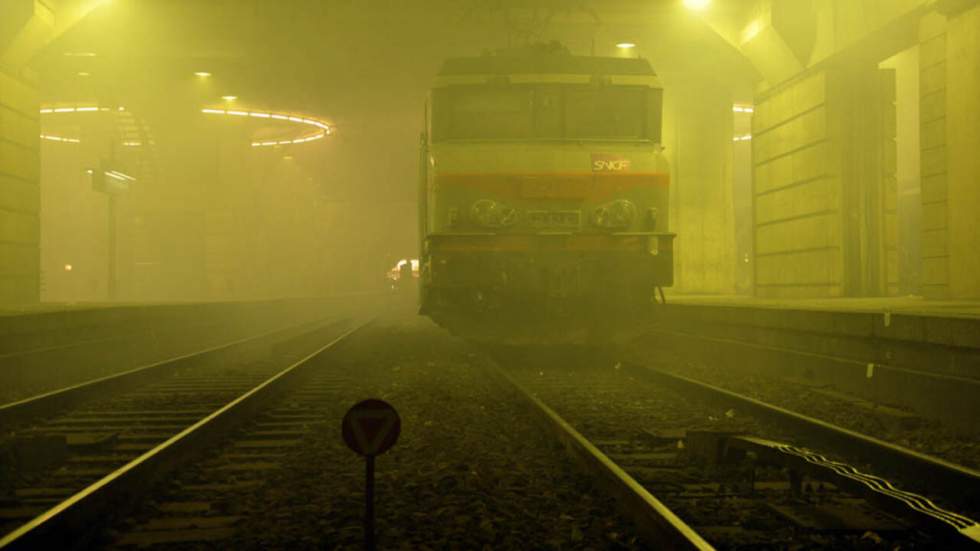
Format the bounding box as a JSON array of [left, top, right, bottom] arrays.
[[34, 0, 760, 128]]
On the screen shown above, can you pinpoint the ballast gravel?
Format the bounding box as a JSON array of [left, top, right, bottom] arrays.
[[213, 316, 643, 549]]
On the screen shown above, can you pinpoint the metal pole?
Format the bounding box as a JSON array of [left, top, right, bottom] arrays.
[[107, 194, 117, 300], [365, 455, 376, 551]]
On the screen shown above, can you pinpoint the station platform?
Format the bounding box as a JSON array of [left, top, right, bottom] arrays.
[[0, 297, 383, 403], [638, 294, 980, 431], [664, 294, 980, 320]]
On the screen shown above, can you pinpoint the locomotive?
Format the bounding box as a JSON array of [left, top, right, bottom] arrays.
[[418, 44, 674, 341]]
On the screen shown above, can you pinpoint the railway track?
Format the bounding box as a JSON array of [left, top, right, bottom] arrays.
[[3, 313, 976, 548], [99, 317, 647, 549], [0, 317, 362, 549], [106, 363, 355, 548], [0, 316, 343, 430], [490, 348, 980, 549]]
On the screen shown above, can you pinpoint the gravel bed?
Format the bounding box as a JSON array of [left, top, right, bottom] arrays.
[[111, 315, 643, 549], [499, 347, 942, 550], [623, 340, 980, 470]]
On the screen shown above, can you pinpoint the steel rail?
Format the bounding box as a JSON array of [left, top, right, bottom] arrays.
[[0, 317, 342, 429], [626, 362, 980, 512], [489, 366, 715, 551], [0, 320, 368, 550]]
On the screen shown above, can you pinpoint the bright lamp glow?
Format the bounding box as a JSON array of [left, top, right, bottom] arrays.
[[222, 95, 238, 101], [616, 42, 636, 49], [683, 0, 710, 10], [742, 19, 764, 43], [195, 71, 212, 77]]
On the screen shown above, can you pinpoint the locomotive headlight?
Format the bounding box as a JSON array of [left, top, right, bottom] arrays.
[[470, 199, 519, 228], [593, 199, 637, 229]]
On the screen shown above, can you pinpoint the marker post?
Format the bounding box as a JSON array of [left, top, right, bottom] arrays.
[[365, 454, 375, 551], [342, 399, 401, 551]]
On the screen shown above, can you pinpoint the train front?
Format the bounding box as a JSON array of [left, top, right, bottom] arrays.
[[419, 50, 674, 343]]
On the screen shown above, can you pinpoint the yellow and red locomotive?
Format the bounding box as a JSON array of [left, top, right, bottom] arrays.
[[418, 45, 674, 341]]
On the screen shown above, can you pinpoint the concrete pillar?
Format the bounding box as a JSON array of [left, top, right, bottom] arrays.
[[665, 87, 737, 295], [0, 68, 41, 304], [916, 4, 980, 299], [0, 0, 52, 305], [944, 4, 980, 298], [918, 14, 952, 298]]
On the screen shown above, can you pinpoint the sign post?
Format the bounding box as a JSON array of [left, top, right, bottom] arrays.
[[342, 399, 401, 551]]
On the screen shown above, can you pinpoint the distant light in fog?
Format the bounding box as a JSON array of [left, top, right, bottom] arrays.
[[77, 72, 91, 77], [194, 71, 212, 78], [683, 0, 710, 10], [64, 52, 97, 57], [104, 170, 137, 184], [733, 134, 752, 142], [616, 42, 636, 49], [122, 141, 142, 147], [283, 155, 294, 160], [64, 264, 73, 272], [222, 95, 238, 101], [733, 105, 754, 113]]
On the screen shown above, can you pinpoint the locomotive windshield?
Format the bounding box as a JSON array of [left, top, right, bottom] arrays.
[[432, 84, 662, 142]]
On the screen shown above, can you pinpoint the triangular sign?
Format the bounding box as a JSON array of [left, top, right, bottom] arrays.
[[349, 408, 396, 455]]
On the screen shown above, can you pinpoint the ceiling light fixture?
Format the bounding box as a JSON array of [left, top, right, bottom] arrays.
[[616, 42, 636, 49], [683, 0, 710, 10], [221, 95, 238, 101], [195, 71, 212, 77]]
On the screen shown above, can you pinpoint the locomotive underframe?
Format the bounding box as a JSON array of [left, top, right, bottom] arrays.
[[420, 232, 674, 321]]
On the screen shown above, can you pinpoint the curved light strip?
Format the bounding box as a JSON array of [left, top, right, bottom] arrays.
[[201, 107, 333, 147], [40, 105, 126, 114], [38, 105, 129, 145], [40, 134, 81, 144]]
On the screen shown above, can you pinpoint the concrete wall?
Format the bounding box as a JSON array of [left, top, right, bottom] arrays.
[[752, 71, 842, 297], [0, 69, 40, 304], [740, 0, 979, 299]]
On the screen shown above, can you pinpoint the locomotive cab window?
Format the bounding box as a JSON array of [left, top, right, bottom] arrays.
[[431, 83, 662, 143], [447, 87, 532, 140], [565, 86, 646, 140]]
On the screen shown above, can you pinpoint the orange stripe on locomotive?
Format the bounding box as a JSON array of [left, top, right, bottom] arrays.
[[434, 172, 669, 202]]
